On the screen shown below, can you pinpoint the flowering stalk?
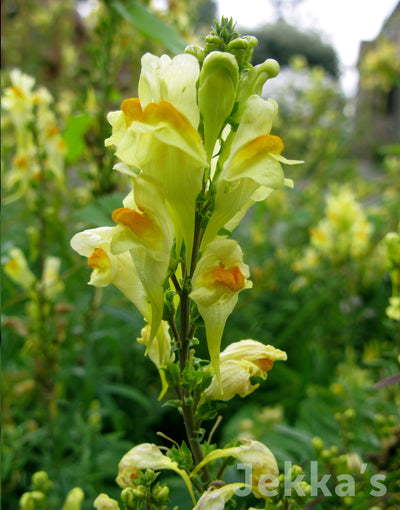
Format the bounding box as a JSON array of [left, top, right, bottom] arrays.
[[71, 17, 303, 507]]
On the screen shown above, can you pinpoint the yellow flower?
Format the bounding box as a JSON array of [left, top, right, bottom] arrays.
[[191, 440, 278, 496], [3, 248, 36, 291], [2, 69, 35, 128], [190, 238, 252, 387], [105, 53, 207, 261], [39, 256, 64, 301], [116, 443, 195, 504], [110, 175, 174, 341], [93, 493, 120, 510], [203, 95, 301, 246], [204, 340, 287, 401], [193, 483, 248, 510], [70, 226, 150, 320]]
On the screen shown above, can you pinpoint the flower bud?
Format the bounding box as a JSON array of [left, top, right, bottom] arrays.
[[61, 488, 84, 510], [151, 485, 170, 505], [93, 493, 120, 510], [311, 436, 324, 452], [131, 486, 148, 501], [20, 491, 46, 510], [198, 51, 239, 160], [32, 471, 53, 494], [233, 59, 280, 122], [120, 488, 135, 507], [184, 45, 206, 64]]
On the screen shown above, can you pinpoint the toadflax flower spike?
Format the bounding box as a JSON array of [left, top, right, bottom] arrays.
[[189, 238, 252, 388]]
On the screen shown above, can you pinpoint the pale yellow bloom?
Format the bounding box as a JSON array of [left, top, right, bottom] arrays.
[[70, 226, 150, 320], [204, 340, 287, 401], [93, 493, 120, 510], [190, 238, 252, 386], [193, 483, 247, 510], [116, 443, 195, 504], [40, 256, 64, 301], [2, 69, 35, 128], [105, 53, 207, 261], [3, 248, 36, 291], [203, 95, 301, 246], [191, 440, 278, 495], [110, 175, 174, 341]]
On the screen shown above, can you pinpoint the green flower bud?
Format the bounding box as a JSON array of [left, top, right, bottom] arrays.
[[290, 465, 304, 478], [233, 59, 279, 122], [343, 408, 355, 421], [184, 45, 206, 64], [32, 471, 53, 494], [298, 481, 312, 498], [121, 487, 136, 508], [204, 34, 224, 53], [20, 491, 46, 510], [131, 486, 148, 501], [151, 485, 170, 505], [198, 51, 239, 160], [61, 487, 85, 510], [311, 436, 324, 452]]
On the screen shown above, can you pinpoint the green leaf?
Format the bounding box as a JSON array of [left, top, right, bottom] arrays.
[[101, 382, 152, 410], [62, 113, 94, 164], [112, 0, 186, 55]]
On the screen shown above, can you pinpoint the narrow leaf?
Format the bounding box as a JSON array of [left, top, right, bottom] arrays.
[[112, 1, 186, 54]]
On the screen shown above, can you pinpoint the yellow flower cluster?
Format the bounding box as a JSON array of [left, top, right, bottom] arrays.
[[2, 69, 66, 203], [293, 186, 373, 278]]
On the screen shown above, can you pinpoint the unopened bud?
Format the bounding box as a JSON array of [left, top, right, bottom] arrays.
[[32, 471, 53, 494], [184, 45, 206, 64], [120, 487, 135, 507], [151, 485, 170, 505], [198, 51, 239, 160]]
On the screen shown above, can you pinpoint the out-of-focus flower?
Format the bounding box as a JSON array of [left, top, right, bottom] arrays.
[[3, 247, 36, 291], [116, 443, 195, 504], [310, 187, 373, 262], [93, 493, 120, 510], [204, 340, 287, 401], [61, 487, 84, 510], [386, 296, 400, 321], [2, 69, 35, 128], [39, 256, 64, 301], [193, 483, 247, 510], [190, 238, 252, 386]]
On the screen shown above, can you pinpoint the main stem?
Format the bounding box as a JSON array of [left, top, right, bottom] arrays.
[[178, 206, 210, 484]]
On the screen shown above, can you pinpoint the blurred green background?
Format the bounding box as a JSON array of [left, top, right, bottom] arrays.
[[2, 1, 399, 509]]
